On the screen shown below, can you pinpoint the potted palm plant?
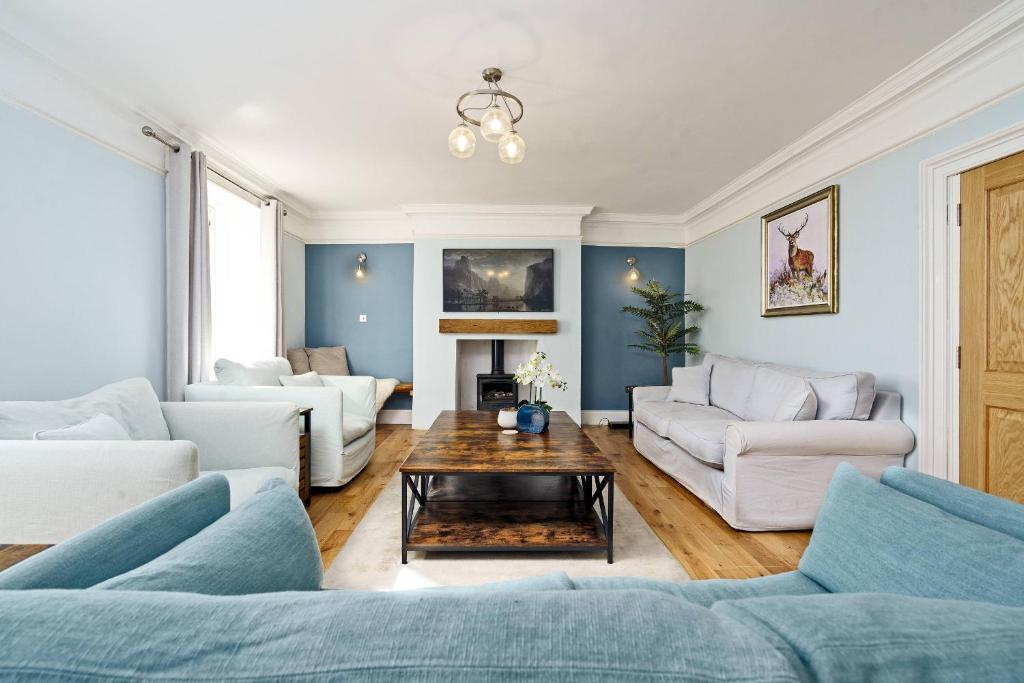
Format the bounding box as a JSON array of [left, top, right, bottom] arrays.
[[623, 280, 704, 384]]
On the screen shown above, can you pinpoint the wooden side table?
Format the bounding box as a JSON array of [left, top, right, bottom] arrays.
[[298, 407, 312, 507]]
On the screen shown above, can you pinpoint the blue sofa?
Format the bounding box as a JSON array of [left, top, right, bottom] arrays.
[[1, 465, 1023, 681]]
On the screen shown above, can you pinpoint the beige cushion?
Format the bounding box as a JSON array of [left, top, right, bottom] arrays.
[[342, 414, 374, 445], [667, 365, 712, 406], [667, 420, 732, 469], [287, 348, 311, 375], [743, 367, 817, 422], [306, 346, 350, 376], [634, 401, 738, 438]]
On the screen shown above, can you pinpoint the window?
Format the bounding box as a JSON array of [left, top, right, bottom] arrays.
[[207, 180, 276, 372]]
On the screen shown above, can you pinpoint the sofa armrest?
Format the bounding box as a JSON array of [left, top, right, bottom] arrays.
[[632, 385, 670, 404], [726, 420, 915, 459], [320, 376, 377, 419], [161, 402, 299, 472], [0, 441, 199, 544]]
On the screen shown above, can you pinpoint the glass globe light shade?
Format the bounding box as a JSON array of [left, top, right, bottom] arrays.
[[498, 130, 525, 164], [480, 105, 512, 142], [448, 124, 476, 159]]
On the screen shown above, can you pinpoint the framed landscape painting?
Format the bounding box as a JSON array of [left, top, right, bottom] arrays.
[[443, 248, 554, 312], [761, 185, 838, 317]]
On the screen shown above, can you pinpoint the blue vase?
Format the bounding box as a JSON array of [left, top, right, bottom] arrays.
[[517, 404, 550, 434]]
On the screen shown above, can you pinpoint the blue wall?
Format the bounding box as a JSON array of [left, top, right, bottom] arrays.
[[0, 101, 166, 400], [581, 246, 686, 410], [686, 89, 1024, 467], [305, 244, 414, 408]]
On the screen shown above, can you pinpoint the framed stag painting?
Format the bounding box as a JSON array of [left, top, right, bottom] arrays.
[[761, 185, 838, 317]]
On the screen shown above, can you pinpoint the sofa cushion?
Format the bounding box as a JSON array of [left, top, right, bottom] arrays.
[[91, 479, 321, 594], [342, 414, 374, 445], [572, 571, 828, 608], [33, 413, 131, 441], [714, 593, 1024, 683], [202, 467, 298, 509], [214, 357, 293, 386], [280, 371, 325, 387], [799, 463, 1024, 605], [0, 589, 800, 682], [881, 466, 1024, 542], [707, 355, 758, 418], [762, 362, 875, 420], [666, 420, 732, 468], [744, 367, 817, 422], [306, 346, 350, 376], [634, 401, 738, 438], [0, 475, 229, 590], [286, 347, 312, 374], [666, 364, 711, 405], [0, 377, 170, 441]]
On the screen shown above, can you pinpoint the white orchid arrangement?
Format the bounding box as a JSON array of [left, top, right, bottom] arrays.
[[513, 351, 567, 412]]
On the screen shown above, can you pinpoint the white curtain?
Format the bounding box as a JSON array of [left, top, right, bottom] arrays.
[[165, 147, 212, 400], [261, 199, 285, 356]]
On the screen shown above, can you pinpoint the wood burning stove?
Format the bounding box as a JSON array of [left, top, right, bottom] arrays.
[[476, 340, 517, 411]]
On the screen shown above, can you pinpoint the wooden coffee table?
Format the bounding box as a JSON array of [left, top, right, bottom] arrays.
[[400, 410, 615, 563]]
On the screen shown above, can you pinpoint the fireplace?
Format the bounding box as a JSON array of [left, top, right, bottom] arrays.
[[476, 340, 517, 411]]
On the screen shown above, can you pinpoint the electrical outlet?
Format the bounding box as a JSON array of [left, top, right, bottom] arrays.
[[359, 314, 367, 323]]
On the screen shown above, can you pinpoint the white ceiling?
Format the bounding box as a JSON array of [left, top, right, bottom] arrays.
[[0, 0, 1002, 215]]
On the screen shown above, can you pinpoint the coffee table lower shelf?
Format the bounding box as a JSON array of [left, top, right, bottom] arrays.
[[401, 474, 614, 564]]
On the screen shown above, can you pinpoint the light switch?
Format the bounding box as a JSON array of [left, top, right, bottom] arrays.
[[359, 314, 368, 323]]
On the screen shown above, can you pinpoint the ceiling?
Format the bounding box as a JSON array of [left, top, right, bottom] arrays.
[[0, 0, 1002, 215]]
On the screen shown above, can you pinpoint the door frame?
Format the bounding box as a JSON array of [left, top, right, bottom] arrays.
[[919, 120, 1024, 481]]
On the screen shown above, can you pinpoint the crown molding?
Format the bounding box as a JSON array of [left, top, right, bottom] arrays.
[[582, 212, 685, 247], [299, 210, 413, 244], [679, 0, 1024, 246], [401, 203, 593, 240]]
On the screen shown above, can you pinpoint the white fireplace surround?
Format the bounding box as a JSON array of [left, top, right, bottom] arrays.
[[411, 206, 586, 429]]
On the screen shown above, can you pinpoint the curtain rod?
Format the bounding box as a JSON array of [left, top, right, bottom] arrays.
[[141, 125, 287, 214]]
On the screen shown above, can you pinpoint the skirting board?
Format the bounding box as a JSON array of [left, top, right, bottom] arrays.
[[581, 410, 629, 426], [377, 409, 412, 425]]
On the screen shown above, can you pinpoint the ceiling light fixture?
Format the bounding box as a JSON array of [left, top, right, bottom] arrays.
[[450, 67, 525, 164]]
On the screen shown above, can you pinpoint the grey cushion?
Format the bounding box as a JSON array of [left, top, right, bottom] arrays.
[[306, 346, 350, 376], [707, 356, 757, 417], [760, 361, 875, 420], [666, 420, 732, 468], [666, 364, 711, 405], [214, 358, 293, 386], [743, 367, 817, 422], [634, 401, 738, 438], [33, 413, 131, 440], [0, 377, 170, 441]]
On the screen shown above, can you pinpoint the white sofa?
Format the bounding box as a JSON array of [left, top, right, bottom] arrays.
[[185, 374, 377, 487], [0, 378, 299, 543], [632, 354, 915, 531]]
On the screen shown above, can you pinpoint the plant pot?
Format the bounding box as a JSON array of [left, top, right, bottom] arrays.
[[517, 404, 550, 434], [497, 407, 518, 429]]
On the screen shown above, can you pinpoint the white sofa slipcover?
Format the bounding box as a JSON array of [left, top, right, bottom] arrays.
[[185, 375, 377, 487], [632, 355, 915, 531]]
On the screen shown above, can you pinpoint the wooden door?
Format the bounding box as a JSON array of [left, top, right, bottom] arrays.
[[960, 150, 1024, 502]]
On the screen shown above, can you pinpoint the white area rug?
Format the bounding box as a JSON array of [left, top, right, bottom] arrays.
[[323, 475, 690, 590]]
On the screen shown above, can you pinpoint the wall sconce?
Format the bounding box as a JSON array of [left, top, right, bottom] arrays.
[[355, 252, 367, 279], [625, 256, 640, 282]]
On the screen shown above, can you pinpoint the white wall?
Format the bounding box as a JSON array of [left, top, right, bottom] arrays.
[[412, 238, 582, 429], [282, 223, 306, 351]]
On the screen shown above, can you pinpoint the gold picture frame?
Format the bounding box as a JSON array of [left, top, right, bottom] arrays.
[[761, 185, 838, 317]]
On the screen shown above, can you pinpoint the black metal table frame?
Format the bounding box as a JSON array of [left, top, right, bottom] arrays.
[[401, 472, 614, 564]]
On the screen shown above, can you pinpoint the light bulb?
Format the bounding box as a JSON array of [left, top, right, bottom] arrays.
[[628, 267, 640, 281], [448, 124, 476, 159], [355, 267, 365, 279], [480, 106, 512, 142], [498, 130, 525, 164]]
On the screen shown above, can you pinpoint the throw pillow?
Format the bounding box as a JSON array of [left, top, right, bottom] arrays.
[[667, 365, 712, 405], [286, 348, 311, 374], [213, 358, 293, 386], [306, 346, 350, 376], [280, 371, 324, 387], [33, 414, 131, 441]]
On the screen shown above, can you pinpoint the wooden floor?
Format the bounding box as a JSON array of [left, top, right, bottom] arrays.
[[310, 424, 810, 580]]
